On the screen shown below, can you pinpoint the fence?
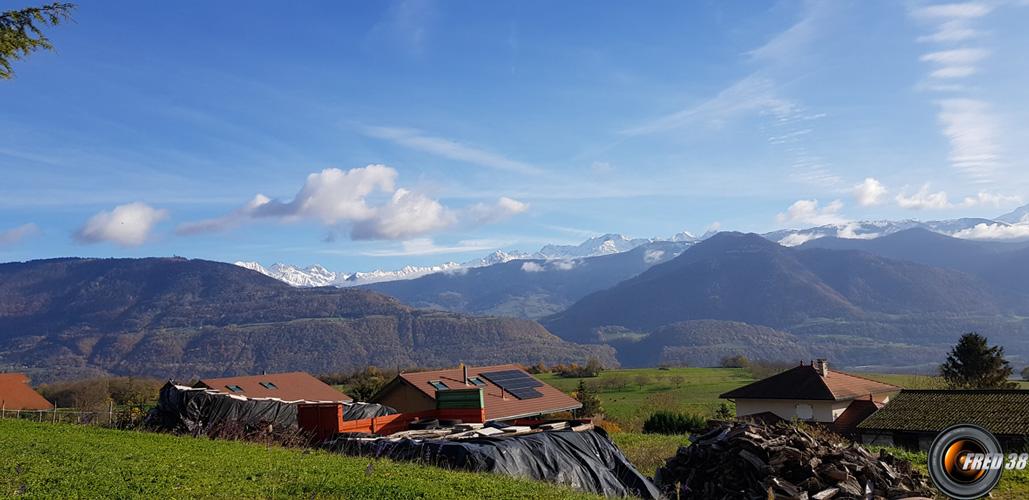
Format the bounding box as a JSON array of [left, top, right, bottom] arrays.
[[0, 402, 147, 428]]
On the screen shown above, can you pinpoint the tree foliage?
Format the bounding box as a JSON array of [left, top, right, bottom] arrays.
[[1, 2, 75, 79], [1021, 366, 1029, 382], [572, 380, 603, 418], [642, 410, 708, 435], [939, 332, 1016, 389]]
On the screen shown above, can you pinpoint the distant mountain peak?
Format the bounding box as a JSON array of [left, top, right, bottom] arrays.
[[996, 204, 1029, 224]]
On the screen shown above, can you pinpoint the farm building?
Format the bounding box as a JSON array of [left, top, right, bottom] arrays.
[[194, 371, 351, 402], [719, 359, 898, 434], [371, 363, 581, 421], [0, 372, 53, 411], [858, 389, 1029, 451]]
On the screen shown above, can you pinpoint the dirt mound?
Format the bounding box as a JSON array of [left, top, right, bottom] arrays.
[[654, 422, 934, 499]]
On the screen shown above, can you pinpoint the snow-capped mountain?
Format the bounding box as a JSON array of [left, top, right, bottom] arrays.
[[234, 261, 461, 287], [461, 250, 532, 268], [765, 217, 1022, 246], [997, 203, 1029, 224], [535, 233, 652, 259]]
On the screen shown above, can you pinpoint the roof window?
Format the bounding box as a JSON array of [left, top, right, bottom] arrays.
[[429, 380, 449, 391], [225, 384, 244, 392], [259, 381, 278, 389]]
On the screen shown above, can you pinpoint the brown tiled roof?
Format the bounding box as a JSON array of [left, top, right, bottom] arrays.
[[195, 372, 351, 402], [833, 398, 883, 436], [857, 389, 1029, 436], [388, 364, 581, 421], [720, 364, 898, 401], [0, 373, 53, 410]]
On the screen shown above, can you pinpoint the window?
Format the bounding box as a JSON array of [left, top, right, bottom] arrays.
[[225, 384, 244, 392], [429, 380, 449, 391], [795, 403, 814, 420], [259, 381, 278, 389], [468, 377, 486, 387]]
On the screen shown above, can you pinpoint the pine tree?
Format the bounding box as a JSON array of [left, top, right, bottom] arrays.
[[1, 3, 75, 79], [939, 333, 1016, 389], [572, 380, 603, 418]]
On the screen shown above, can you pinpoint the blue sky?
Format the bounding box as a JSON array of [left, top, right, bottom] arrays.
[[2, 0, 1028, 270]]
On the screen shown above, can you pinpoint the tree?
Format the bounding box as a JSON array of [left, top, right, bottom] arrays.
[[634, 374, 651, 390], [1022, 366, 1029, 381], [669, 375, 686, 388], [1, 2, 75, 79], [572, 380, 603, 418], [939, 333, 1016, 389], [715, 401, 735, 420]]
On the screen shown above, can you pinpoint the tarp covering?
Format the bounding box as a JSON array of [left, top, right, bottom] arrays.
[[147, 383, 395, 434], [324, 428, 662, 499]]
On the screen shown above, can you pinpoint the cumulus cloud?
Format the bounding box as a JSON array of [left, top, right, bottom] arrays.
[[776, 199, 846, 226], [75, 202, 168, 246], [464, 196, 529, 225], [778, 233, 819, 247], [550, 259, 576, 271], [0, 223, 40, 245], [178, 165, 528, 241], [951, 223, 1029, 240], [895, 185, 951, 210], [853, 178, 887, 206], [520, 261, 544, 272], [643, 248, 666, 264]]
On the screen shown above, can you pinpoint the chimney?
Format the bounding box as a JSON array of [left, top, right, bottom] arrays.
[[463, 364, 469, 386], [815, 359, 828, 376]]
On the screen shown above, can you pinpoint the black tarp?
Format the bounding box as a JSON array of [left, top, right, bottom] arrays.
[[324, 427, 662, 499], [147, 383, 396, 434]]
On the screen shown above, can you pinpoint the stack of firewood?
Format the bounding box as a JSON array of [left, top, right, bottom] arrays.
[[654, 422, 934, 499]]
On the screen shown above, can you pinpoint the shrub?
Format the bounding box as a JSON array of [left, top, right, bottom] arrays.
[[554, 357, 605, 378], [714, 401, 735, 420], [720, 355, 750, 368], [642, 411, 708, 435]]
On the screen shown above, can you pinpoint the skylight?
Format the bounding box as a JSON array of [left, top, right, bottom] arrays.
[[468, 377, 486, 387], [429, 380, 449, 391], [225, 384, 244, 392], [259, 381, 278, 389]]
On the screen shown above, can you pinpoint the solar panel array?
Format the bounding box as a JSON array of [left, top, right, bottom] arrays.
[[480, 370, 544, 400]]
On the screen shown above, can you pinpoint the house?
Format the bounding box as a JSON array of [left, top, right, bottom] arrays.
[[194, 371, 351, 402], [371, 364, 581, 422], [719, 359, 898, 433], [858, 389, 1029, 451], [0, 372, 54, 411]]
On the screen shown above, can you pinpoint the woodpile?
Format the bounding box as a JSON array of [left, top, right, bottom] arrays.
[[654, 422, 934, 499]]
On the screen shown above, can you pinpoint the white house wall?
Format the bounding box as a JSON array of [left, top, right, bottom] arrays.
[[735, 399, 853, 423]]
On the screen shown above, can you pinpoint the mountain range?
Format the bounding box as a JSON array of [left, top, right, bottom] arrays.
[[0, 258, 614, 382]]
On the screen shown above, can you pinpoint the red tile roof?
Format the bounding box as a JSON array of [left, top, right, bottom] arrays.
[[833, 398, 884, 436], [0, 373, 53, 410], [387, 364, 581, 421], [720, 364, 898, 402], [195, 372, 351, 402]]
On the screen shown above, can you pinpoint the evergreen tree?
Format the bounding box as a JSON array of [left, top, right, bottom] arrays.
[[939, 333, 1016, 389], [1, 2, 75, 79], [572, 380, 602, 418]]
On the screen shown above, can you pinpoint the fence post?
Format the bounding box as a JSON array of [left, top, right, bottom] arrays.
[[2, 400, 5, 419], [52, 406, 58, 424], [109, 400, 114, 426]]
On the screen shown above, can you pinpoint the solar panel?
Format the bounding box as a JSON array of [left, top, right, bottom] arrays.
[[480, 370, 545, 400]]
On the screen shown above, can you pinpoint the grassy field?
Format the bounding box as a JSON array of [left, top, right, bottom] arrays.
[[858, 371, 1029, 389], [537, 367, 754, 430], [0, 419, 596, 499]]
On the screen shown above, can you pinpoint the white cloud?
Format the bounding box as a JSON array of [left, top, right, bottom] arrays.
[[643, 248, 666, 264], [921, 48, 990, 65], [895, 185, 952, 210], [853, 178, 887, 206], [776, 199, 846, 226], [778, 233, 819, 247], [936, 99, 1002, 183], [176, 194, 270, 235], [550, 259, 576, 271], [464, 196, 529, 225], [351, 188, 454, 240], [75, 202, 168, 246], [913, 2, 992, 43], [0, 223, 40, 245], [958, 191, 1023, 208], [929, 66, 978, 79], [951, 223, 1029, 240], [362, 126, 543, 175], [178, 165, 527, 241], [520, 261, 544, 272], [837, 223, 880, 240]]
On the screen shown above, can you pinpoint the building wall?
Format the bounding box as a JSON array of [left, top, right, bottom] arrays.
[[374, 383, 436, 414], [736, 399, 852, 423]]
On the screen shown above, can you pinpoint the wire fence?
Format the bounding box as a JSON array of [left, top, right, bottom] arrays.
[[0, 402, 148, 428]]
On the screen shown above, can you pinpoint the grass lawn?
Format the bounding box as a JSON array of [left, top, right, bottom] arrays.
[[537, 367, 754, 431], [0, 419, 597, 499], [856, 372, 1029, 389], [608, 432, 687, 477]]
